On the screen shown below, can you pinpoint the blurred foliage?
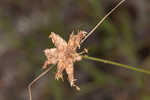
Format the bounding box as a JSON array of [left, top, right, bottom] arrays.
[[0, 0, 150, 100]]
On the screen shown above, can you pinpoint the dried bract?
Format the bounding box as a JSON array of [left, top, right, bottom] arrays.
[[42, 31, 87, 90]]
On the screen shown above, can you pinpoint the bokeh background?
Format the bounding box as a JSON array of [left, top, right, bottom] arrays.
[[1, 0, 150, 100]]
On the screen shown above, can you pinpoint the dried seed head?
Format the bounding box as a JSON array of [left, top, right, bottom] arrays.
[[43, 31, 87, 90]]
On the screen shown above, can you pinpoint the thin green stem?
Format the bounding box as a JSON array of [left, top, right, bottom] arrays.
[[83, 55, 150, 75]]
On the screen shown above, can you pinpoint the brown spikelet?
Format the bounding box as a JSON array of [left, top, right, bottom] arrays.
[[42, 31, 87, 90]]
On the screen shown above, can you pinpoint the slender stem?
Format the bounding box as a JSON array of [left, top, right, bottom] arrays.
[[83, 55, 150, 75], [28, 65, 54, 100], [81, 0, 126, 44]]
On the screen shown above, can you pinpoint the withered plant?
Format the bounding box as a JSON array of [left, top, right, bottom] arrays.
[[28, 0, 129, 100]]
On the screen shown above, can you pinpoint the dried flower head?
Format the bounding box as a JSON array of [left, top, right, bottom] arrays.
[[42, 31, 87, 90]]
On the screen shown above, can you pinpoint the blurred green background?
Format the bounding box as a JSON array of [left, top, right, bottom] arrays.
[[0, 0, 150, 100]]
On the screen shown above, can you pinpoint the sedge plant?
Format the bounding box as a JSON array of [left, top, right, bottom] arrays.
[[27, 0, 150, 100]]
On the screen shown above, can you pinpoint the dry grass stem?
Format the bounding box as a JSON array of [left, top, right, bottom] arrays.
[[28, 65, 54, 100], [81, 0, 126, 43]]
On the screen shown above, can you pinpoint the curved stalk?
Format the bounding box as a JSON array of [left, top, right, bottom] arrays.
[[28, 65, 54, 100]]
